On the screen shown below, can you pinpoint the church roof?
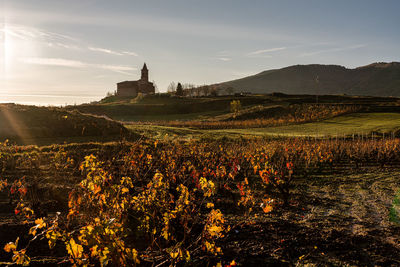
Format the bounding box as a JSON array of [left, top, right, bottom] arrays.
[[117, 80, 138, 85], [142, 63, 148, 70]]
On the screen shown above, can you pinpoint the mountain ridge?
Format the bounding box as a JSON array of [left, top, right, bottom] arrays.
[[217, 62, 400, 96]]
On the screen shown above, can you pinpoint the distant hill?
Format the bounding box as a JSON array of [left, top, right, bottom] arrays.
[[217, 62, 400, 96], [0, 104, 134, 145]]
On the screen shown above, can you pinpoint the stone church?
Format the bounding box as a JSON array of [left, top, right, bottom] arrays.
[[116, 63, 155, 97]]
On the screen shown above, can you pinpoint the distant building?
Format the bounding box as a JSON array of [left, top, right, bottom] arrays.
[[116, 63, 155, 97]]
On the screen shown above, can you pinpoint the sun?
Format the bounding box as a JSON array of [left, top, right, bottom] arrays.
[[2, 25, 15, 72], [1, 24, 39, 77], [1, 24, 14, 73]]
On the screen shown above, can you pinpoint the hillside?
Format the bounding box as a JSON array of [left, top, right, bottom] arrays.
[[218, 62, 400, 96], [68, 93, 400, 122], [67, 94, 273, 121], [0, 104, 134, 145]]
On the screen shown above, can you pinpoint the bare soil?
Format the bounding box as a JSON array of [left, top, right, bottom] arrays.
[[220, 169, 400, 266]]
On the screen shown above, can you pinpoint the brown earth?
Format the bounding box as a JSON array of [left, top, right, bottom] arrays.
[[220, 169, 400, 266]]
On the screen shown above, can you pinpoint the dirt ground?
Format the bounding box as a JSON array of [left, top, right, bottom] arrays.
[[221, 169, 400, 266]]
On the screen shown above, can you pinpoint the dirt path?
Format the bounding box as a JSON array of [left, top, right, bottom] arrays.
[[306, 171, 398, 235]]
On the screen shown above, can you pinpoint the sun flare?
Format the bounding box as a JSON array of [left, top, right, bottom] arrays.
[[1, 25, 15, 74], [5, 28, 15, 70]]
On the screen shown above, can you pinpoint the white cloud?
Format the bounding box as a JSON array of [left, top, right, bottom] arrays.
[[89, 46, 138, 57], [2, 23, 138, 59], [88, 46, 123, 56], [247, 47, 286, 56], [19, 57, 136, 74], [47, 42, 80, 50], [20, 57, 86, 68], [6, 8, 299, 43], [96, 64, 137, 74], [122, 51, 138, 56], [0, 24, 77, 43], [299, 44, 367, 57], [216, 57, 232, 61]]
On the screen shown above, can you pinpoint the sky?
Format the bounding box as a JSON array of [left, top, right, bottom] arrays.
[[1, 0, 399, 105]]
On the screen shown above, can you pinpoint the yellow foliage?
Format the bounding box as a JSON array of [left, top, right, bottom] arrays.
[[66, 238, 83, 259], [170, 249, 179, 259], [4, 238, 18, 253], [90, 245, 99, 257], [206, 202, 215, 208], [208, 225, 223, 237], [35, 218, 46, 228], [99, 247, 110, 266], [262, 198, 273, 213], [121, 187, 129, 194], [12, 249, 30, 266], [199, 177, 216, 197]]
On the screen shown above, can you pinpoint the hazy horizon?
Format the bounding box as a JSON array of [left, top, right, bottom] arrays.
[[1, 0, 400, 105]]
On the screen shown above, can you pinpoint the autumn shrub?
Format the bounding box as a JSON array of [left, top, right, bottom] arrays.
[[3, 154, 231, 266]]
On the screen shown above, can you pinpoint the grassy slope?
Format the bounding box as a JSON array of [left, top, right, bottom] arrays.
[[126, 113, 400, 139], [71, 93, 400, 123], [222, 113, 400, 137], [0, 104, 136, 145], [64, 94, 400, 140], [68, 94, 275, 121]]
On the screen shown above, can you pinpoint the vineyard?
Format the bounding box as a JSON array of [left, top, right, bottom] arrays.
[[129, 104, 361, 130], [1, 137, 400, 265], [2, 1, 399, 265]]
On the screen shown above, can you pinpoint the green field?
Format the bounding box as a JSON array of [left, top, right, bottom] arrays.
[[126, 113, 400, 139], [222, 112, 400, 137]]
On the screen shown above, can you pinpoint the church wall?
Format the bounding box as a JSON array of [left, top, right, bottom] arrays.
[[117, 82, 138, 97], [115, 64, 155, 97]]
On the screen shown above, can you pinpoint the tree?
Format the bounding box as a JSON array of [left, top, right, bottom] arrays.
[[183, 83, 195, 97], [183, 83, 195, 90], [176, 82, 183, 96], [195, 87, 202, 97], [152, 80, 159, 93], [210, 88, 218, 97], [226, 87, 235, 95], [230, 100, 241, 118], [204, 86, 213, 96], [167, 82, 176, 93]]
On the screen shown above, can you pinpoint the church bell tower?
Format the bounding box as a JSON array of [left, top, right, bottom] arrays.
[[141, 63, 149, 82]]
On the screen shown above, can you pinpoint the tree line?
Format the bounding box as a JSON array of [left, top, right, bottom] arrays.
[[167, 82, 236, 97]]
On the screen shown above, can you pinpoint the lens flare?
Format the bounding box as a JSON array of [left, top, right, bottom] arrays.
[[4, 26, 14, 73], [1, 24, 15, 76]]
